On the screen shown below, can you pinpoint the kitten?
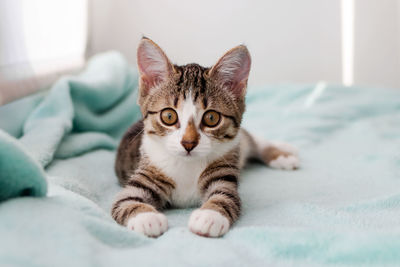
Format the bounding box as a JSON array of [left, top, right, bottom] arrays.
[[111, 37, 299, 238]]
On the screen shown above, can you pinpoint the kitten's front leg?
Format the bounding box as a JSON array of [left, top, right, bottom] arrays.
[[111, 168, 174, 237], [189, 159, 240, 237]]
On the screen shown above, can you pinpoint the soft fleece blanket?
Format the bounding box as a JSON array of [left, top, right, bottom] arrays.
[[0, 52, 400, 267]]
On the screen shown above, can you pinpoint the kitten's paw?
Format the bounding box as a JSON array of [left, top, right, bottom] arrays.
[[269, 155, 300, 170], [188, 209, 229, 238], [262, 142, 300, 170], [127, 212, 168, 237]]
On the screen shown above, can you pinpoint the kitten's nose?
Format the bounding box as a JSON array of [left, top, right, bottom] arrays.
[[181, 140, 198, 152], [181, 117, 200, 153]]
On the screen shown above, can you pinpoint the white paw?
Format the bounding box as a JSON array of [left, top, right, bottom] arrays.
[[269, 155, 300, 170], [127, 212, 168, 237], [188, 209, 230, 237]]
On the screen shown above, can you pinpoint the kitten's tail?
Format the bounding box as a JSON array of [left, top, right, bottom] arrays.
[[239, 129, 299, 170]]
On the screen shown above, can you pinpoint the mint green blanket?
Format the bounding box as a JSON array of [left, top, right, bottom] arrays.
[[1, 52, 400, 266]]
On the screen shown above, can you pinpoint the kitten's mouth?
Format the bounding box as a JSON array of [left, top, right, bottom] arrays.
[[174, 148, 206, 159], [176, 150, 199, 159]]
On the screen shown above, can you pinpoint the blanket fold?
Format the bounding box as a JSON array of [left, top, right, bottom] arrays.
[[0, 130, 47, 201], [0, 51, 140, 201]]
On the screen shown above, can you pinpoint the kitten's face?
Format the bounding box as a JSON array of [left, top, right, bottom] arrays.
[[137, 38, 251, 160]]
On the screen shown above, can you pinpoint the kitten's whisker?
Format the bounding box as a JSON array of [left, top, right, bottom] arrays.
[[128, 128, 145, 145]]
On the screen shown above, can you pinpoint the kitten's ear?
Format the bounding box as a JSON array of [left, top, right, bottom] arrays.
[[137, 37, 174, 95], [209, 45, 251, 98]]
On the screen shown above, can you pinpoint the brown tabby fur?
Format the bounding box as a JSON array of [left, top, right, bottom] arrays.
[[111, 37, 294, 236]]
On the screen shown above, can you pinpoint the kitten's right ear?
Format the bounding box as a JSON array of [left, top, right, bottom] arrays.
[[137, 37, 174, 95], [209, 45, 251, 99]]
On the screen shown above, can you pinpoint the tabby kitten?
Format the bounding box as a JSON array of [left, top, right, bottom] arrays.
[[111, 37, 299, 238]]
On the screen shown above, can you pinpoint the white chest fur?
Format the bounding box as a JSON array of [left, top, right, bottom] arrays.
[[141, 135, 210, 208], [165, 158, 207, 208]]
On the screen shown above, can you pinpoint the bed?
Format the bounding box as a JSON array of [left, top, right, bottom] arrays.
[[1, 52, 400, 267]]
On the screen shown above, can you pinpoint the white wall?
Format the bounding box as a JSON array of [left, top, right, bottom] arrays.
[[88, 0, 400, 88], [353, 0, 400, 88]]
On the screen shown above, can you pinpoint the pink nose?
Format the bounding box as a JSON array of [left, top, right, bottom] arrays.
[[181, 117, 199, 153], [181, 140, 198, 152]]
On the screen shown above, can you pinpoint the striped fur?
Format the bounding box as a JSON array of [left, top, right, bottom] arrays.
[[198, 148, 241, 225], [112, 156, 176, 225], [111, 38, 299, 237]]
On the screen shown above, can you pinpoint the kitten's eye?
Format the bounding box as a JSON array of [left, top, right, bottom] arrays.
[[160, 108, 178, 126], [202, 110, 221, 127]]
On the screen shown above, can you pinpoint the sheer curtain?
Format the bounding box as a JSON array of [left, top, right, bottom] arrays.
[[0, 0, 88, 105]]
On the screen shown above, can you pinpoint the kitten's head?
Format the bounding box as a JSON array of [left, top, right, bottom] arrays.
[[137, 37, 251, 160]]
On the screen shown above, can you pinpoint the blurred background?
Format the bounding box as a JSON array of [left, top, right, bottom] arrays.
[[1, 0, 400, 105]]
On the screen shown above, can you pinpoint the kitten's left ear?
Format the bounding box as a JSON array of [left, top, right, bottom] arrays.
[[137, 37, 174, 96], [209, 45, 251, 98]]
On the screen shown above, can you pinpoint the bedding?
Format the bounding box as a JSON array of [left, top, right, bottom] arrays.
[[0, 52, 400, 266]]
